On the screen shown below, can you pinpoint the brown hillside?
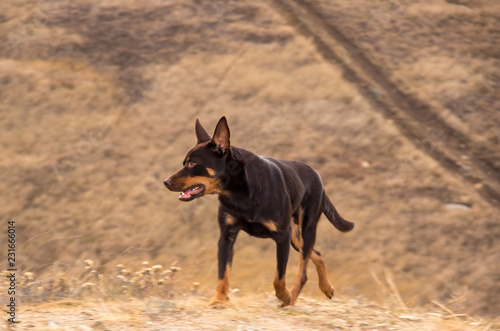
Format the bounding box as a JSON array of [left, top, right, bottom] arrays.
[[1, 0, 499, 319]]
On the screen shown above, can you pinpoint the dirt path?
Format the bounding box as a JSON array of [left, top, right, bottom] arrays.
[[268, 0, 500, 207]]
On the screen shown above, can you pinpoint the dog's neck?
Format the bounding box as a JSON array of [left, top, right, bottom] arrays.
[[218, 147, 270, 219]]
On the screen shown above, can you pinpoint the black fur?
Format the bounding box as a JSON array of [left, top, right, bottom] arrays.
[[164, 116, 354, 306]]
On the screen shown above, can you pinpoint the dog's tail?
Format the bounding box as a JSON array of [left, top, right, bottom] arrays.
[[323, 193, 354, 232]]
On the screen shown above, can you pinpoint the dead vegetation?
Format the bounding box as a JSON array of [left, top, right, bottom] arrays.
[[0, 0, 499, 326], [1, 260, 182, 306], [9, 282, 500, 330], [4, 264, 499, 330]]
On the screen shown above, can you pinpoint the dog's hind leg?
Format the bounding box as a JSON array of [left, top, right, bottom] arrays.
[[291, 221, 335, 299], [310, 248, 335, 299], [289, 239, 311, 305], [289, 205, 321, 305]]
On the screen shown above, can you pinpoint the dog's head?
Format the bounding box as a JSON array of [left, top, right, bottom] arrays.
[[163, 116, 233, 201]]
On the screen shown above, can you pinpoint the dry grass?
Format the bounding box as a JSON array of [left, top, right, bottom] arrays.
[[309, 0, 500, 168], [5, 261, 499, 330], [1, 260, 182, 306], [0, 0, 499, 324], [11, 289, 500, 330]]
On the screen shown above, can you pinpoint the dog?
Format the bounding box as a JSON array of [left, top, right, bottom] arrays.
[[164, 116, 354, 307]]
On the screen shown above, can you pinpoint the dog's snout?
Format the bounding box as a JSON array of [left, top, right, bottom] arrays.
[[163, 177, 172, 189]]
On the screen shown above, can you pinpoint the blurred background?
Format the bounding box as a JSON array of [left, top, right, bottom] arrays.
[[1, 0, 499, 317]]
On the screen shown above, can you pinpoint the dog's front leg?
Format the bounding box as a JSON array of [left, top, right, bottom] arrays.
[[273, 235, 292, 307], [209, 215, 239, 307]]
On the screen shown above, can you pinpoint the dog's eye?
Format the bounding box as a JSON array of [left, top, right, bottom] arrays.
[[187, 161, 196, 168]]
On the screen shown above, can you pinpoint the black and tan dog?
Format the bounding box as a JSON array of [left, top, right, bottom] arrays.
[[164, 116, 354, 307]]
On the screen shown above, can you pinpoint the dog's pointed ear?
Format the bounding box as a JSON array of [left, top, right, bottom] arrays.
[[211, 116, 230, 155], [195, 118, 211, 143]]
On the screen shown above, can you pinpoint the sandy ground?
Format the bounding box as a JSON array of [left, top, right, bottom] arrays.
[[10, 294, 500, 331], [1, 0, 499, 321]]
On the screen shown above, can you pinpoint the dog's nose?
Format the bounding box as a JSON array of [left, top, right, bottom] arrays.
[[163, 178, 172, 188]]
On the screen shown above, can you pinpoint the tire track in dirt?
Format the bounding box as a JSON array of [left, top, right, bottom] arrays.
[[269, 0, 500, 208]]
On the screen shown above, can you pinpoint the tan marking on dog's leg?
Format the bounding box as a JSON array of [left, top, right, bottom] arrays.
[[291, 222, 301, 249], [209, 263, 231, 307], [206, 167, 216, 176], [288, 206, 310, 306], [293, 207, 332, 299], [311, 250, 335, 299], [262, 220, 278, 232], [273, 268, 291, 306], [291, 207, 303, 248], [225, 214, 236, 226], [289, 251, 311, 306]]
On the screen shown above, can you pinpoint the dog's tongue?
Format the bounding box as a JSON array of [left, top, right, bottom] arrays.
[[178, 186, 204, 200]]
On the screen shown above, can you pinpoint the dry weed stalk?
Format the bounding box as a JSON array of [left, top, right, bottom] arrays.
[[370, 268, 407, 310]]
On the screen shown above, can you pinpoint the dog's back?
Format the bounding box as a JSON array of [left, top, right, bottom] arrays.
[[231, 149, 354, 232]]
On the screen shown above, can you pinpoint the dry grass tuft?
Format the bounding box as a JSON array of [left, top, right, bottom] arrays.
[[1, 260, 184, 306]]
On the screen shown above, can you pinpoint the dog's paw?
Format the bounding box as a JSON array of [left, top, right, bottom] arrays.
[[277, 296, 292, 308], [320, 285, 335, 299], [208, 296, 228, 308], [278, 301, 291, 308]]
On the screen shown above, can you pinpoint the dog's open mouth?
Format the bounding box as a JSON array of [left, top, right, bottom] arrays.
[[178, 184, 205, 201]]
